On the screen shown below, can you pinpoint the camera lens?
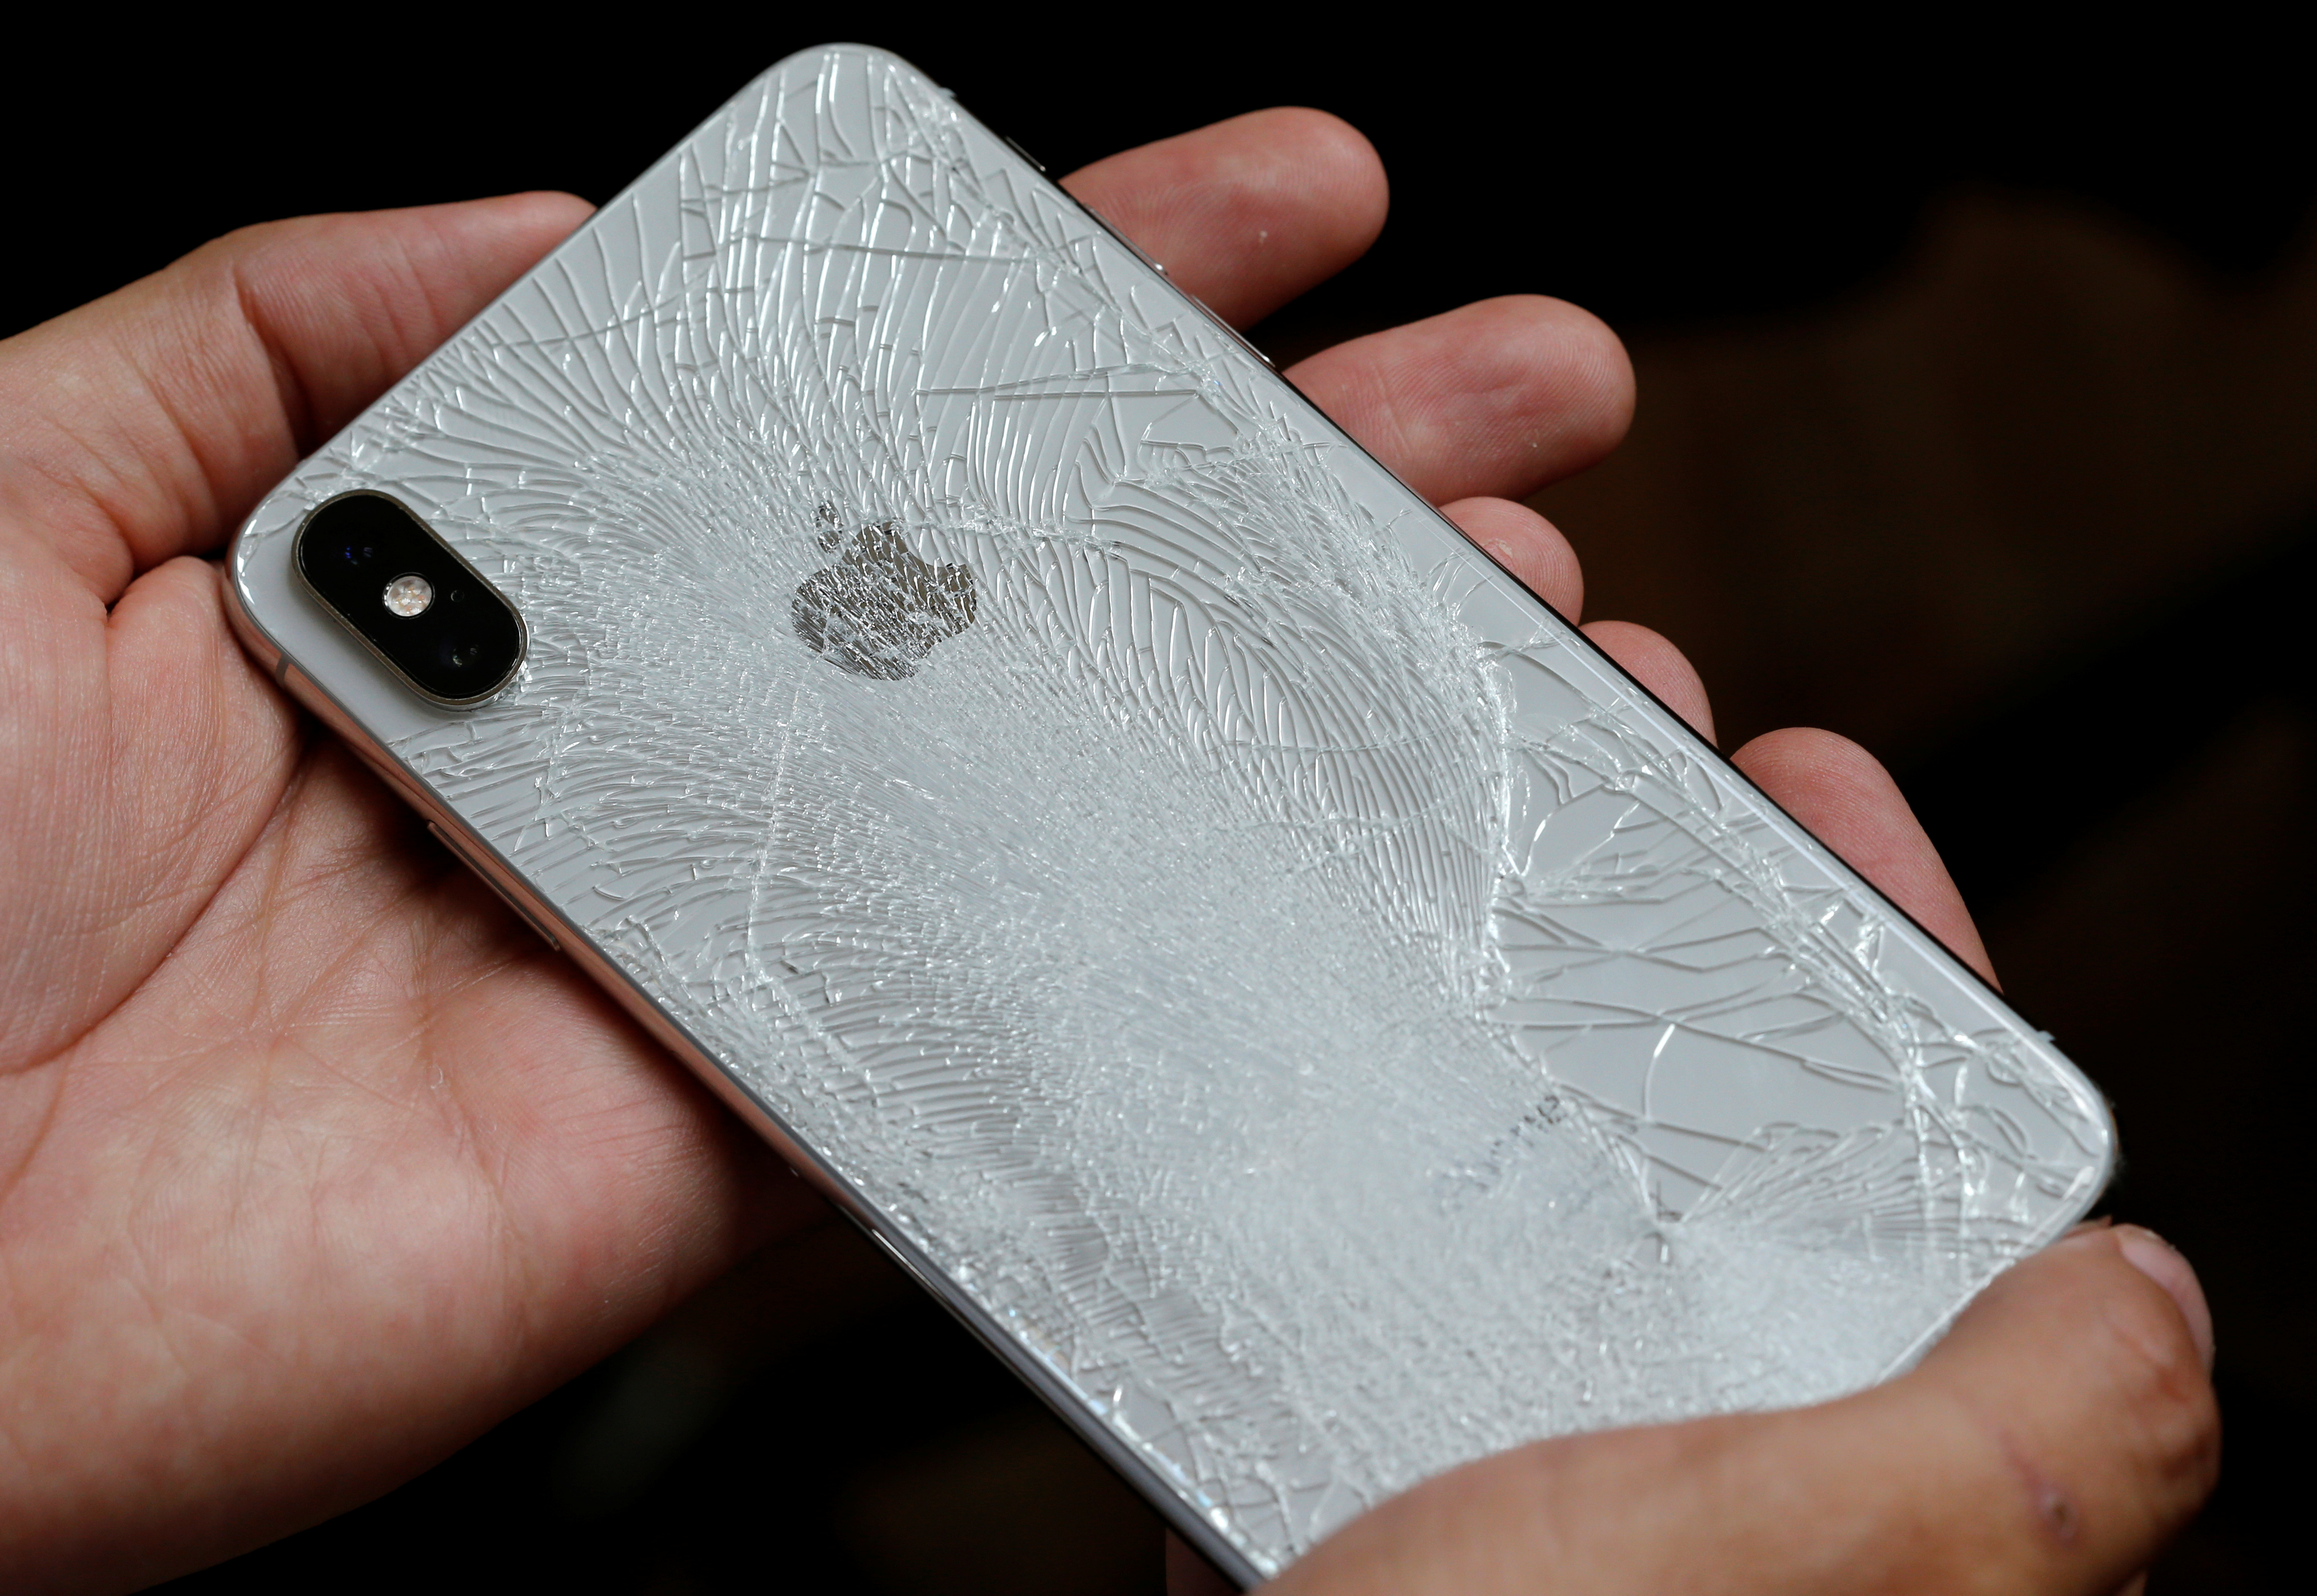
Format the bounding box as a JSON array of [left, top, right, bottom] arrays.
[[383, 574, 434, 617], [295, 492, 525, 705]]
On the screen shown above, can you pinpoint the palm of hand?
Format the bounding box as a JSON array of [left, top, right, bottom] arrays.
[[0, 112, 2208, 1596]]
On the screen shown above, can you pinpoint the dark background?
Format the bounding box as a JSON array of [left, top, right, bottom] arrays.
[[7, 13, 2311, 1591]]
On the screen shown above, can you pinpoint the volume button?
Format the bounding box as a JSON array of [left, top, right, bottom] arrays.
[[427, 822, 561, 952]]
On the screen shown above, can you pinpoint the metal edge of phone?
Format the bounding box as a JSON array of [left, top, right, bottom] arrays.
[[220, 38, 2117, 1589]]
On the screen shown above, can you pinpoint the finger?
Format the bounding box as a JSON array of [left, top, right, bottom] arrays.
[[1732, 726, 1995, 983], [1270, 1227, 2217, 1596], [1440, 497, 1583, 620], [0, 193, 591, 602], [0, 556, 299, 1076], [1287, 297, 1632, 503], [1062, 108, 1387, 329], [1584, 619, 1714, 743], [1879, 1225, 2219, 1585]]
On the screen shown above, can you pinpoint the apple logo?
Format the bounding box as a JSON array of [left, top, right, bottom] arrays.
[[792, 506, 978, 679]]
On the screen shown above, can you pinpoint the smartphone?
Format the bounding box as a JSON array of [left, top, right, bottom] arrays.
[[224, 43, 2113, 1585]]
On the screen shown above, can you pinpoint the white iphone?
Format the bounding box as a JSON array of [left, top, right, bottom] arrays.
[[224, 43, 2113, 1585]]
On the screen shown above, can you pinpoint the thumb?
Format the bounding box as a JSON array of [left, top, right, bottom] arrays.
[[0, 192, 590, 603], [1262, 1225, 2218, 1596]]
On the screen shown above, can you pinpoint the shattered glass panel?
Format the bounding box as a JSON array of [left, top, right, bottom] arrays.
[[231, 46, 2111, 1578]]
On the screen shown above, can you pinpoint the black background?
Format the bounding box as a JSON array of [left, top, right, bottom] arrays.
[[6, 10, 2312, 1592], [10, 21, 2312, 343]]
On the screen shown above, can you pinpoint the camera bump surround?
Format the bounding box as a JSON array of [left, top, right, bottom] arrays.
[[293, 491, 525, 705]]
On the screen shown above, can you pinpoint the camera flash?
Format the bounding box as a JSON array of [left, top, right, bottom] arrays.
[[383, 574, 434, 618]]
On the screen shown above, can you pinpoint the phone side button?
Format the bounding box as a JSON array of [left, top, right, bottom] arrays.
[[426, 822, 561, 953]]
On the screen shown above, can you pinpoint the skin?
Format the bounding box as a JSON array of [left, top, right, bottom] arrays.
[[0, 108, 2215, 1594]]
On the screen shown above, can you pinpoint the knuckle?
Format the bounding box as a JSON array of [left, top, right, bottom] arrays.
[[205, 213, 311, 264]]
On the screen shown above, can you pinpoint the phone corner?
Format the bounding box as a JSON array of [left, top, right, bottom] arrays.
[[218, 514, 288, 684], [760, 40, 945, 93], [2047, 1042, 2123, 1228], [2077, 1089, 2123, 1219]]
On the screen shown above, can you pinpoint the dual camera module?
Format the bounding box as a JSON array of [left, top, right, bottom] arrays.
[[295, 492, 525, 704]]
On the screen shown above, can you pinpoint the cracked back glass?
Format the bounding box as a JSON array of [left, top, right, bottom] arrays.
[[227, 44, 2113, 1583]]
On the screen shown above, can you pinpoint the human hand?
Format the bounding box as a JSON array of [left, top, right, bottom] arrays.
[[0, 106, 2214, 1594], [0, 191, 818, 1590]]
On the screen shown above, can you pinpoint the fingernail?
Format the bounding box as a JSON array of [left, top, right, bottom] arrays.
[[2113, 1226, 2215, 1372]]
